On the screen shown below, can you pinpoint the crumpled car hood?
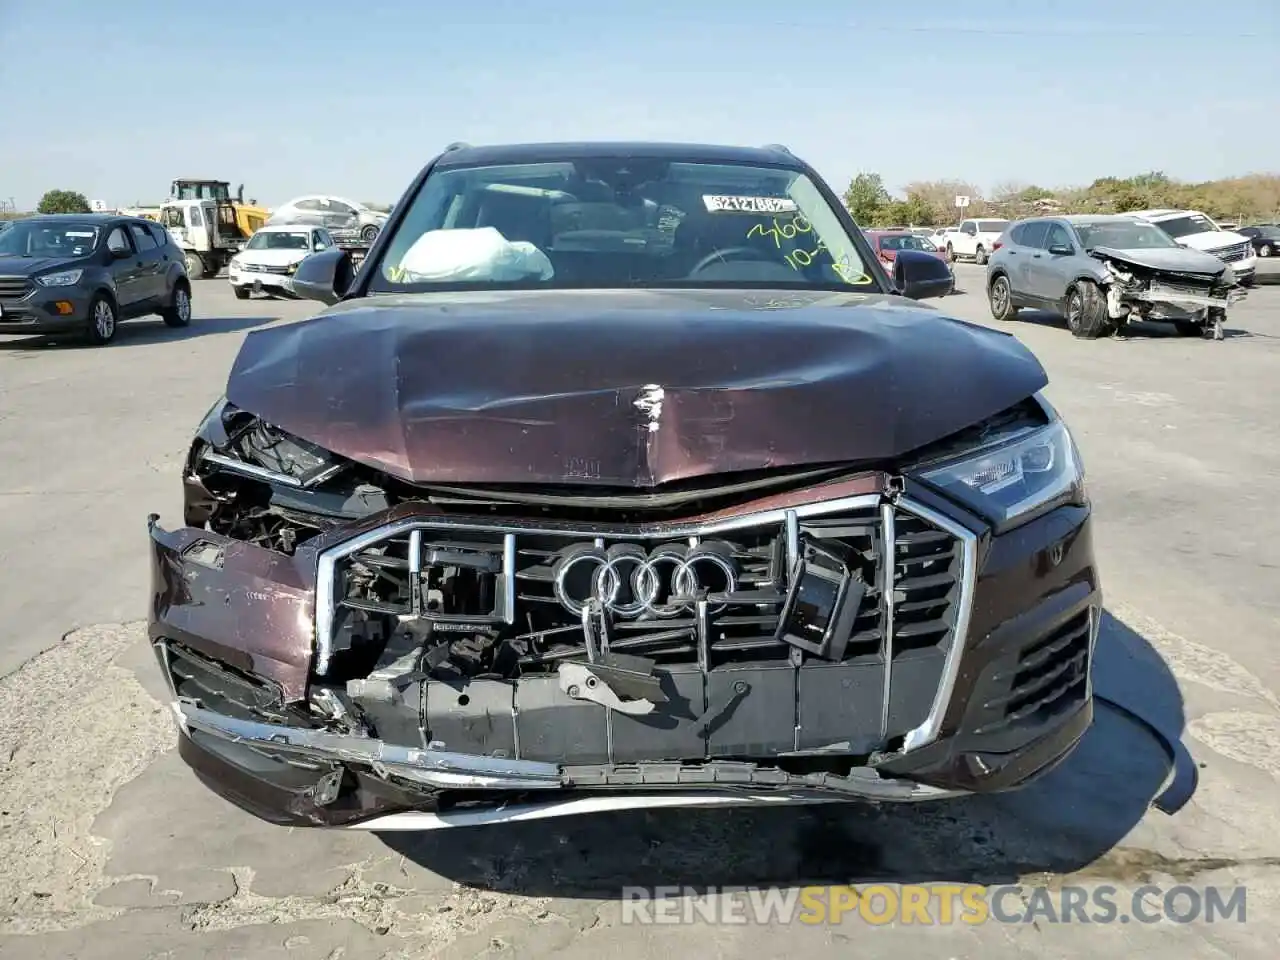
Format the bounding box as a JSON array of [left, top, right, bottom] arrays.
[[1090, 245, 1227, 277], [224, 288, 1048, 487]]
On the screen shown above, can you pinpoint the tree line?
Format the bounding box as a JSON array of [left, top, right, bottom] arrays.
[[842, 171, 1280, 227]]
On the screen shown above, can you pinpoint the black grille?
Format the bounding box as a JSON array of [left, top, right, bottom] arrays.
[[983, 610, 1092, 732], [1212, 242, 1250, 263], [324, 502, 964, 676], [0, 276, 33, 299]]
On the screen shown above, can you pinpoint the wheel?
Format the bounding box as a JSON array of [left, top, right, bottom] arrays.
[[974, 245, 988, 266], [1064, 280, 1113, 339], [1239, 275, 1255, 288], [201, 259, 220, 279], [183, 251, 204, 278], [360, 223, 380, 243], [162, 280, 192, 327], [232, 284, 250, 300], [988, 274, 1018, 321], [1259, 244, 1272, 257], [945, 243, 955, 263], [84, 294, 118, 346]]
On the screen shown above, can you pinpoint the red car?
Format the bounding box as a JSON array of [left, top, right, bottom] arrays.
[[865, 230, 951, 276]]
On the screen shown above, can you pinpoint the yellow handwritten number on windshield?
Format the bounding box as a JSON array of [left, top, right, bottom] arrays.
[[746, 215, 812, 248]]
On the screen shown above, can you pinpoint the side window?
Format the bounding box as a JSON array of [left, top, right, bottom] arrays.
[[312, 231, 327, 250], [129, 223, 158, 251], [295, 199, 321, 211], [1008, 223, 1025, 245], [961, 220, 976, 235], [189, 206, 204, 227], [1020, 221, 1049, 248], [1045, 223, 1072, 251], [330, 200, 356, 216], [106, 226, 133, 254], [1240, 227, 1256, 237]]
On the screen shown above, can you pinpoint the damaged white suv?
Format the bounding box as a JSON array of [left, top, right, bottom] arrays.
[[986, 214, 1244, 341]]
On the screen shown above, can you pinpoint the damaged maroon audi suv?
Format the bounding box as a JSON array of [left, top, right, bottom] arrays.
[[148, 142, 1100, 829]]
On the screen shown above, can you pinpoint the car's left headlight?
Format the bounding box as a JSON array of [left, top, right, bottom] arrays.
[[36, 269, 83, 287], [918, 419, 1085, 526]]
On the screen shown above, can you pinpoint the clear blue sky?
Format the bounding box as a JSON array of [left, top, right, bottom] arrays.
[[1, 0, 1276, 210]]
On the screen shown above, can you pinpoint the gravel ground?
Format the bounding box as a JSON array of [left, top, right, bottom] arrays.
[[0, 262, 1277, 958]]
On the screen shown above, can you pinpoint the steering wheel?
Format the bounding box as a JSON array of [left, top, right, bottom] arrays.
[[688, 245, 776, 276]]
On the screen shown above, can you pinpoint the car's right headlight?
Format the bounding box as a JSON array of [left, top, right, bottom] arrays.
[[36, 269, 83, 286], [918, 419, 1085, 527]]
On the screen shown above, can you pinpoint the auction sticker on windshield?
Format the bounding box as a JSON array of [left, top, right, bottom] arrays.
[[703, 195, 799, 214]]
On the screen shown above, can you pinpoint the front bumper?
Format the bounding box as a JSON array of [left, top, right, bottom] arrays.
[[228, 266, 295, 294], [0, 284, 95, 334], [149, 484, 1101, 828]]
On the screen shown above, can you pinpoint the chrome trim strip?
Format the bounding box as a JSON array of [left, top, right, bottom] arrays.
[[879, 502, 896, 739], [173, 701, 563, 790], [202, 451, 303, 488], [314, 493, 882, 677], [897, 496, 978, 753]]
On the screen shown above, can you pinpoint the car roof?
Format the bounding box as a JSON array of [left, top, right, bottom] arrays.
[[433, 141, 804, 170], [1125, 208, 1204, 220], [1048, 214, 1142, 224], [21, 213, 120, 224]]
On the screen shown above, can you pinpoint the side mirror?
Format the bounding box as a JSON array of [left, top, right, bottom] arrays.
[[894, 249, 953, 300], [1048, 243, 1074, 256], [109, 245, 132, 259], [291, 246, 355, 305]]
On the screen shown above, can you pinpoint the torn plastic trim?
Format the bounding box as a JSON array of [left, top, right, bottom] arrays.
[[346, 793, 845, 830], [172, 700, 564, 791]]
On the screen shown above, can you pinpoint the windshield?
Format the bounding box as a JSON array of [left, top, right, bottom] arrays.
[[1155, 213, 1218, 239], [977, 220, 1009, 233], [373, 157, 876, 292], [1075, 220, 1179, 250], [246, 230, 312, 251], [878, 234, 936, 252], [0, 220, 100, 258]]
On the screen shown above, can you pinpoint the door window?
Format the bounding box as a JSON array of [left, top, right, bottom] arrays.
[[961, 220, 976, 235], [1019, 221, 1049, 248], [106, 226, 133, 255], [1044, 223, 1072, 251], [312, 231, 328, 250], [329, 200, 357, 216], [295, 198, 323, 211], [189, 206, 204, 227], [129, 223, 158, 251]]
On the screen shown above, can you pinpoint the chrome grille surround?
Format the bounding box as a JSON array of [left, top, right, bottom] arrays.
[[313, 493, 978, 756]]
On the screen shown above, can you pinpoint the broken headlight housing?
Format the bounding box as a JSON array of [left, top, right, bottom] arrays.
[[191, 397, 348, 489], [918, 419, 1085, 528]]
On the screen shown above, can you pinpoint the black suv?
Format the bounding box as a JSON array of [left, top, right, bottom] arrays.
[[0, 214, 193, 345]]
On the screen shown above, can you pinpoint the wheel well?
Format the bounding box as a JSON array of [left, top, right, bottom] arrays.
[[90, 287, 117, 310], [987, 269, 1008, 289]]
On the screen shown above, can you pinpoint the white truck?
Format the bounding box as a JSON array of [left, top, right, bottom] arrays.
[[1128, 209, 1258, 287], [942, 218, 1010, 265], [158, 198, 246, 278]]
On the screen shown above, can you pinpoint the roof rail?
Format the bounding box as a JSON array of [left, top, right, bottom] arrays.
[[761, 143, 793, 156], [443, 141, 471, 152]]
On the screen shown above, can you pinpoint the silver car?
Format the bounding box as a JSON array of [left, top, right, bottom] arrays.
[[266, 195, 388, 243], [985, 215, 1241, 341]]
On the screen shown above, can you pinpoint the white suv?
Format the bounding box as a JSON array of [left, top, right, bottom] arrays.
[[942, 218, 1010, 265], [1129, 209, 1257, 287]]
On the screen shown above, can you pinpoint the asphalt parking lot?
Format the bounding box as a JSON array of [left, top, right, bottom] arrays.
[[1, 262, 1278, 958]]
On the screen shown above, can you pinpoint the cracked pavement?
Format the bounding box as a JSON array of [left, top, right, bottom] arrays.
[[0, 266, 1278, 957]]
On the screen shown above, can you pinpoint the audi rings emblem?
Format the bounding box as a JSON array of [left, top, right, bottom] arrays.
[[551, 540, 739, 619]]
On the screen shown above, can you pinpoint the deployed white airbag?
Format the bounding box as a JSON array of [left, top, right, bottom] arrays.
[[396, 227, 554, 282]]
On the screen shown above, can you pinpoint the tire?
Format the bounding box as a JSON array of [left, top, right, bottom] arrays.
[[183, 251, 204, 278], [232, 284, 250, 300], [1259, 244, 1272, 257], [974, 245, 988, 266], [360, 223, 380, 243], [162, 280, 192, 327], [1239, 275, 1255, 288], [1064, 280, 1113, 339], [84, 294, 118, 346], [988, 273, 1018, 321]]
